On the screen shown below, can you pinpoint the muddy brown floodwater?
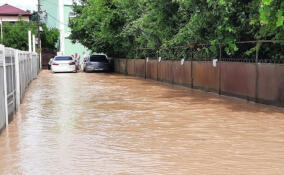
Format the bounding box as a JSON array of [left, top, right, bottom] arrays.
[[0, 70, 284, 175]]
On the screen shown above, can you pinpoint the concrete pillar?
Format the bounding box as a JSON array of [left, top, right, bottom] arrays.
[[28, 31, 32, 53], [32, 35, 36, 53], [59, 0, 65, 55], [1, 44, 8, 126], [14, 50, 20, 108]]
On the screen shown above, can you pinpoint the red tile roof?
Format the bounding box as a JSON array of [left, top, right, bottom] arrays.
[[0, 4, 31, 16]]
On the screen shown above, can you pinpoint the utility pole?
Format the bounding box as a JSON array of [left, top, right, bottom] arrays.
[[37, 0, 42, 68]]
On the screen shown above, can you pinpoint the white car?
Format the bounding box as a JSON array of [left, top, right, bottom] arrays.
[[51, 56, 77, 73]]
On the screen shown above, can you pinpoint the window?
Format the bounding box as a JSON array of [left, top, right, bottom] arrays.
[[90, 55, 108, 62], [55, 57, 73, 61]]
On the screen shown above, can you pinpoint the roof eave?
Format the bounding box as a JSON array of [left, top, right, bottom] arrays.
[[0, 14, 31, 16]]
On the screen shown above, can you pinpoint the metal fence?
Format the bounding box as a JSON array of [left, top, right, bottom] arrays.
[[134, 40, 284, 63], [0, 44, 39, 131]]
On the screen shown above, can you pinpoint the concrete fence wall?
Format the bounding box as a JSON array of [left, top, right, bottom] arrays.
[[257, 64, 284, 106], [192, 61, 220, 92], [114, 58, 284, 107], [135, 59, 146, 78], [0, 45, 40, 133], [220, 62, 256, 100]]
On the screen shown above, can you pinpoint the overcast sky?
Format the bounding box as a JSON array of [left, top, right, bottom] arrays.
[[1, 0, 37, 11]]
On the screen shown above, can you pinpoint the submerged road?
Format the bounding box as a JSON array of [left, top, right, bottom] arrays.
[[0, 70, 284, 175]]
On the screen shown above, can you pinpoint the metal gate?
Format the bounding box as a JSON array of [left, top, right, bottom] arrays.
[[0, 44, 40, 131]]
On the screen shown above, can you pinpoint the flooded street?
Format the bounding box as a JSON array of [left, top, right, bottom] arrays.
[[0, 70, 284, 175]]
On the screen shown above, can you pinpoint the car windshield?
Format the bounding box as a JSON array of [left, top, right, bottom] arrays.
[[90, 55, 108, 62], [55, 57, 73, 61]]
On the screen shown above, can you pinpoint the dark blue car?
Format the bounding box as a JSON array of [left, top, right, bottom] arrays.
[[83, 54, 110, 72]]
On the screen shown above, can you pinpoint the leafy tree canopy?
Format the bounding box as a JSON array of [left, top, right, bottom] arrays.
[[0, 18, 59, 51], [69, 0, 284, 58]]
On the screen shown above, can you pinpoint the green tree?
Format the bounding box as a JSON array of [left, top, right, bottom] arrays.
[[69, 0, 127, 57], [41, 24, 60, 50], [1, 20, 37, 50], [69, 0, 284, 59], [0, 20, 59, 51]]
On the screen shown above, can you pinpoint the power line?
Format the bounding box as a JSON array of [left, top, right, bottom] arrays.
[[41, 0, 62, 12], [45, 13, 72, 33], [45, 11, 69, 27], [40, 0, 74, 31], [2, 26, 38, 28], [41, 0, 59, 7]]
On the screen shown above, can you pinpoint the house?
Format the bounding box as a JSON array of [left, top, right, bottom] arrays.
[[41, 0, 90, 57], [0, 4, 31, 22]]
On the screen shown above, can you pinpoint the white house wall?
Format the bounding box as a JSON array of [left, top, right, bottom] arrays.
[[0, 16, 29, 22]]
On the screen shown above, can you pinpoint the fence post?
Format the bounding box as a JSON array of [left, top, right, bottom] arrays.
[[145, 57, 147, 79], [2, 45, 8, 126], [191, 48, 194, 88], [125, 58, 128, 75], [255, 41, 259, 102], [39, 40, 42, 70], [30, 53, 33, 80], [14, 50, 20, 109], [38, 54, 40, 74], [11, 49, 15, 116], [218, 44, 222, 95], [118, 58, 120, 73], [134, 58, 136, 76], [157, 49, 159, 81]]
